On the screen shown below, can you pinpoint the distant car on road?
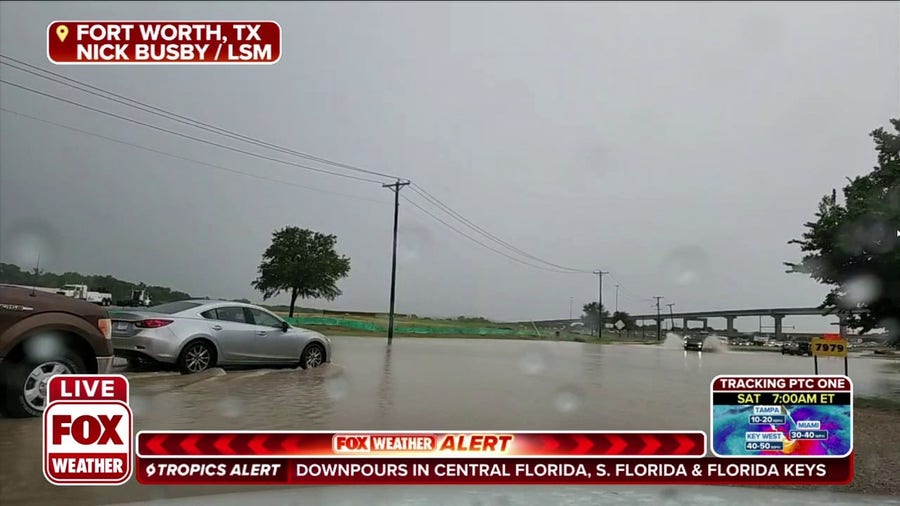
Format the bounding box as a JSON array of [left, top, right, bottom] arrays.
[[111, 300, 331, 374], [0, 285, 114, 417], [781, 341, 812, 356]]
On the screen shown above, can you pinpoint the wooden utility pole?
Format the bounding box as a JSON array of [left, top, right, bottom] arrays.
[[593, 270, 608, 339], [383, 180, 410, 345], [654, 296, 664, 341]]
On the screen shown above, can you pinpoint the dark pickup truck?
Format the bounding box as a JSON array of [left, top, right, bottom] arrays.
[[684, 335, 705, 351], [0, 285, 114, 417]]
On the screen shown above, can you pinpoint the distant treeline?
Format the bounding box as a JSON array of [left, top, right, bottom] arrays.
[[0, 262, 194, 305]]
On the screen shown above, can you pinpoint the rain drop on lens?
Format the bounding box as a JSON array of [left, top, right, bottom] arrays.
[[325, 374, 349, 401], [554, 387, 583, 414], [130, 394, 148, 417], [841, 275, 881, 306], [217, 397, 242, 418], [22, 333, 64, 361], [518, 351, 545, 375]]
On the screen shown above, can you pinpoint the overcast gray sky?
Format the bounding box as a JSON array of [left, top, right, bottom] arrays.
[[1, 2, 898, 332]]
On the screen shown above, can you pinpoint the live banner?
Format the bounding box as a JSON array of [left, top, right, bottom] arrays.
[[136, 431, 852, 485]]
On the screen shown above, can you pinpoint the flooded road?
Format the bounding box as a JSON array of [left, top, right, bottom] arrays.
[[1, 336, 898, 505]]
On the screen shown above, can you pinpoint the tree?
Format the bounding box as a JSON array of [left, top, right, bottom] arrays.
[[786, 118, 900, 345], [610, 311, 634, 330], [582, 302, 610, 333], [0, 262, 192, 304], [252, 226, 351, 318]]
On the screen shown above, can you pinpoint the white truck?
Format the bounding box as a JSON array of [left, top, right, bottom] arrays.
[[56, 284, 113, 306], [130, 288, 152, 307]]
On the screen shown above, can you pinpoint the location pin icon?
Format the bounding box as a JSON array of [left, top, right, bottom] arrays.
[[56, 25, 69, 42]]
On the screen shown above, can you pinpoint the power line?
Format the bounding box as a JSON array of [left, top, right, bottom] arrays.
[[608, 272, 647, 302], [0, 107, 390, 206], [0, 55, 401, 182], [0, 61, 654, 298], [0, 78, 386, 185], [401, 194, 586, 274], [409, 183, 590, 273]]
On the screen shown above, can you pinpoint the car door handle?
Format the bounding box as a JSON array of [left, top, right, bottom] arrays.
[[211, 324, 223, 331], [256, 331, 267, 336]]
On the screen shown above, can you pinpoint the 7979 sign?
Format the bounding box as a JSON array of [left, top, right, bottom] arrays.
[[42, 375, 133, 485]]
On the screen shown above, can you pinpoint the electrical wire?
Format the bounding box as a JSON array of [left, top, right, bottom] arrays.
[[0, 55, 401, 182], [0, 78, 386, 184], [409, 184, 592, 273], [0, 107, 391, 206], [0, 60, 651, 291], [401, 194, 587, 274]]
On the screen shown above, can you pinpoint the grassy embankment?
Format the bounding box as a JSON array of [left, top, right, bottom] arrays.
[[277, 311, 600, 341], [277, 311, 683, 343]]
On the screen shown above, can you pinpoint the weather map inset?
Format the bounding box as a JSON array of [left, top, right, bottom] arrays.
[[711, 375, 853, 458]]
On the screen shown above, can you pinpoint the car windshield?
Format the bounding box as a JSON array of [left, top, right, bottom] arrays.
[[146, 301, 202, 314]]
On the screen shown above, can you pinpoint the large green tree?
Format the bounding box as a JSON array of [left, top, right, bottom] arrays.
[[252, 226, 351, 317], [786, 118, 900, 345]]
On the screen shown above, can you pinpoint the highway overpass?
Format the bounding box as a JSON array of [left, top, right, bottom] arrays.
[[629, 307, 842, 337], [533, 306, 857, 338]]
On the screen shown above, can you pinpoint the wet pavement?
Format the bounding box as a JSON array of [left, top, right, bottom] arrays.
[[111, 484, 900, 506], [1, 336, 898, 505]]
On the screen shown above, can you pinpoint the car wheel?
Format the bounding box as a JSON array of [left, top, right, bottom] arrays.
[[0, 350, 85, 418], [177, 341, 215, 375], [299, 343, 325, 370]]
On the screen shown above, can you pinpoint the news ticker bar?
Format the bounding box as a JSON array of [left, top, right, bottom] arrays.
[[136, 456, 853, 486], [136, 431, 706, 458]]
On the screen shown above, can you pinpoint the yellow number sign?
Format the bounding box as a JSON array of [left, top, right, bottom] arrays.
[[811, 338, 848, 358]]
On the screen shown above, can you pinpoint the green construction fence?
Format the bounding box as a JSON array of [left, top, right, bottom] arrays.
[[284, 317, 541, 336]]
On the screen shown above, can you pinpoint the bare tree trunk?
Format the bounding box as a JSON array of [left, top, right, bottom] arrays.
[[289, 288, 299, 318]]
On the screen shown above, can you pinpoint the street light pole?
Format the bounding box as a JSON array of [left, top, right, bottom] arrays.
[[615, 284, 620, 314]]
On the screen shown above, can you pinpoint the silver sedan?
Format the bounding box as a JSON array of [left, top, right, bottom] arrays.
[[111, 300, 331, 374]]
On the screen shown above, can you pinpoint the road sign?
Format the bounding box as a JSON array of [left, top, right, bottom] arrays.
[[614, 320, 626, 330], [43, 375, 132, 486], [811, 338, 849, 358]]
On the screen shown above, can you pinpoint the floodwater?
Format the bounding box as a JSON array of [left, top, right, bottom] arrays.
[[1, 336, 898, 505]]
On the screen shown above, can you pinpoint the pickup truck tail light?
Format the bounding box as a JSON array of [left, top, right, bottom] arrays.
[[135, 319, 174, 328], [97, 318, 112, 340]]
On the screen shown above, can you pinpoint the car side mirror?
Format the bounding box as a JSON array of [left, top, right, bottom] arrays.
[[281, 321, 290, 332]]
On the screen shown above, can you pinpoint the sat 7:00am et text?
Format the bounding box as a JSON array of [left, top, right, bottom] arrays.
[[737, 393, 839, 404]]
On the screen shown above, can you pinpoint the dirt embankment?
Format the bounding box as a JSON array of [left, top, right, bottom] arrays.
[[776, 400, 899, 496], [846, 402, 900, 495]]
